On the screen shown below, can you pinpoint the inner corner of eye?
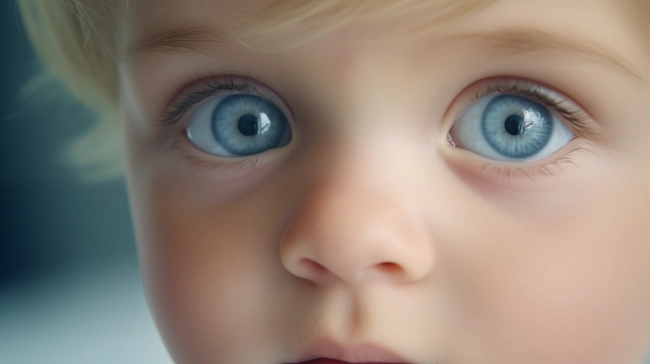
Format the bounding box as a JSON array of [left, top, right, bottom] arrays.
[[447, 132, 457, 147]]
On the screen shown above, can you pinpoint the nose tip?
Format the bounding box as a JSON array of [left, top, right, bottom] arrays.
[[280, 182, 433, 286]]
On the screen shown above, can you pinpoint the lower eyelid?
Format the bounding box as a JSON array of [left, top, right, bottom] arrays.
[[479, 148, 588, 179], [166, 138, 261, 179], [165, 135, 295, 184], [443, 140, 596, 189]]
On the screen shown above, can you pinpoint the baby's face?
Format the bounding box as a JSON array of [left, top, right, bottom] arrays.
[[119, 0, 650, 363]]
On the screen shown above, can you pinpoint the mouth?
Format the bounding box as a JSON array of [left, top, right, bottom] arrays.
[[296, 358, 404, 364], [286, 340, 410, 364], [292, 361, 407, 364]]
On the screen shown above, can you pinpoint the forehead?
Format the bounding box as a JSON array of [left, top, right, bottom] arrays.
[[122, 0, 645, 52], [121, 0, 649, 82], [124, 0, 638, 29], [122, 0, 500, 48], [126, 0, 488, 23]]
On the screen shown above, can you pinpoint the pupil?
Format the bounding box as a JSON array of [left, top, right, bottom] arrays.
[[504, 114, 523, 136], [238, 114, 259, 136]]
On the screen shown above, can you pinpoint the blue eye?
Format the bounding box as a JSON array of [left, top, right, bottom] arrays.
[[450, 93, 574, 161], [186, 94, 291, 157]]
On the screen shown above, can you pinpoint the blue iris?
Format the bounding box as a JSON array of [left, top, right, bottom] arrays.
[[212, 94, 290, 156], [481, 95, 553, 159]]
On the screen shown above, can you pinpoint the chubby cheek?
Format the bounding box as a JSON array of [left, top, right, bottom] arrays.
[[122, 105, 302, 362], [128, 171, 297, 364], [450, 164, 650, 364]]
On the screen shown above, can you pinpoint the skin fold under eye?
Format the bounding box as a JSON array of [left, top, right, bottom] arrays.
[[186, 92, 292, 157], [449, 82, 577, 162]]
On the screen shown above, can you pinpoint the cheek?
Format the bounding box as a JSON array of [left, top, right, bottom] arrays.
[[448, 165, 650, 364], [474, 234, 650, 364], [122, 104, 306, 362], [128, 171, 296, 363]]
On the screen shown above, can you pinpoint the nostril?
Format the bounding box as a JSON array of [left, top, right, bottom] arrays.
[[299, 258, 328, 275], [377, 262, 403, 275]]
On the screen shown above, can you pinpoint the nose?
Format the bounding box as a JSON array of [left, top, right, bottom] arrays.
[[280, 176, 433, 286]]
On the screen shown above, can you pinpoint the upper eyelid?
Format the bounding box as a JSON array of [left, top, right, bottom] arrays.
[[459, 79, 594, 137], [158, 76, 265, 125], [162, 76, 594, 141]]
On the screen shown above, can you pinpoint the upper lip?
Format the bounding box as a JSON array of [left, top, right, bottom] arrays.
[[287, 339, 411, 363]]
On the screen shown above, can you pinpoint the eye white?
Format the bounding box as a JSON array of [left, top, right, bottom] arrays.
[[451, 94, 574, 162], [186, 95, 235, 157], [185, 92, 291, 157]]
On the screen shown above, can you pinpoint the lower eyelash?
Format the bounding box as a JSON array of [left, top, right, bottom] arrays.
[[446, 79, 600, 183], [472, 146, 595, 181], [168, 139, 262, 179]]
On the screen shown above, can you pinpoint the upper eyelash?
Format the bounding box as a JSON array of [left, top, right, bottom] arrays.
[[470, 80, 592, 136], [159, 76, 261, 125], [160, 77, 590, 142]]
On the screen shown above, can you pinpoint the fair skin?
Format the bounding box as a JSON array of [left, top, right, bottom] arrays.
[[118, 0, 650, 363]]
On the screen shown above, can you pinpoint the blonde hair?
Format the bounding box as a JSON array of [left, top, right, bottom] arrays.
[[17, 0, 648, 181], [19, 0, 122, 181]]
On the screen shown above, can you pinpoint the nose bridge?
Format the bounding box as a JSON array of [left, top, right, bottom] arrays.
[[280, 147, 434, 285]]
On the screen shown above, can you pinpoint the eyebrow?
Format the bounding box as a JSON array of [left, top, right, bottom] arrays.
[[449, 29, 649, 87], [126, 24, 649, 88], [126, 24, 230, 56]]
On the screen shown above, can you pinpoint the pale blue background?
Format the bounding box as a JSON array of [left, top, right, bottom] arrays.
[[0, 2, 172, 363]]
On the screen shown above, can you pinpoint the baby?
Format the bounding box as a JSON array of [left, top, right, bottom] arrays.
[[18, 0, 650, 363]]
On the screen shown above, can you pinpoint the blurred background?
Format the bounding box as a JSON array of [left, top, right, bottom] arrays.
[[0, 2, 172, 363], [1, 2, 649, 364]]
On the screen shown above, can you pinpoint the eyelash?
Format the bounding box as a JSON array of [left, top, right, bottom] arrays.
[[467, 80, 592, 136], [159, 76, 282, 177], [450, 80, 595, 180], [161, 76, 594, 180], [160, 75, 263, 125]]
